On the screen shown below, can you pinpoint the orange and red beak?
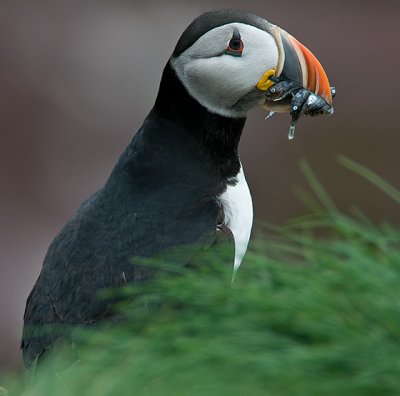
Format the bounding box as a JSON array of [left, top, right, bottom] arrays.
[[258, 26, 332, 110]]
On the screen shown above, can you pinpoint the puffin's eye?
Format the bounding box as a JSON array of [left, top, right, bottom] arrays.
[[225, 29, 243, 57]]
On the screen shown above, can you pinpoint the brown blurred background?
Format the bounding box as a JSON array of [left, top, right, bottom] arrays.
[[1, 0, 399, 370]]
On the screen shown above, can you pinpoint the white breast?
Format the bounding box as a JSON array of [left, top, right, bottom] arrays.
[[218, 166, 253, 271]]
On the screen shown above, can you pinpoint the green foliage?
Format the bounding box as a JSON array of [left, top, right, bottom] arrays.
[[3, 158, 400, 395]]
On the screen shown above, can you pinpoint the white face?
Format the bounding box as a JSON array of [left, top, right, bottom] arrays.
[[170, 23, 279, 118]]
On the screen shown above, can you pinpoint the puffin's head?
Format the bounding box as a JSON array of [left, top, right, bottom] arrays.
[[170, 10, 332, 118]]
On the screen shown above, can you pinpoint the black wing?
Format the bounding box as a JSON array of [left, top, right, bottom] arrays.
[[22, 116, 235, 368]]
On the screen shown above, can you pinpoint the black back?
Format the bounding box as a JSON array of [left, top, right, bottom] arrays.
[[21, 61, 246, 368]]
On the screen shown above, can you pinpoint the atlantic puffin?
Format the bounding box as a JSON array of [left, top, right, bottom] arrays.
[[22, 9, 333, 368]]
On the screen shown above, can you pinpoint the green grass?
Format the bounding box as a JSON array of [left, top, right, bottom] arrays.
[[3, 158, 400, 395]]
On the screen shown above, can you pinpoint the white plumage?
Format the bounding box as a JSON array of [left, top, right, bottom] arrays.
[[219, 165, 253, 270]]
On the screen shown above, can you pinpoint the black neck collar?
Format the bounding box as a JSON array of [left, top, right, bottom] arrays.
[[153, 62, 246, 181]]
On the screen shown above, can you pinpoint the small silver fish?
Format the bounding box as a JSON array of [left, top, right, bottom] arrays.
[[263, 77, 336, 140]]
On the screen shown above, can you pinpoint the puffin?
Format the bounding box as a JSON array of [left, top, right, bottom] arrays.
[[22, 10, 333, 369]]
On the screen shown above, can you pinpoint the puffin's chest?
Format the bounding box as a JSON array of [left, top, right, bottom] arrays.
[[218, 166, 253, 270]]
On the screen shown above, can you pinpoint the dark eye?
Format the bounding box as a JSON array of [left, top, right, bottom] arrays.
[[226, 29, 243, 57]]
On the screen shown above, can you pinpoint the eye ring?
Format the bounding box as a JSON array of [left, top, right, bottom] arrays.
[[225, 29, 244, 57]]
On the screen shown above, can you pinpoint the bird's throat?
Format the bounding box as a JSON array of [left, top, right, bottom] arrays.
[[154, 63, 246, 181]]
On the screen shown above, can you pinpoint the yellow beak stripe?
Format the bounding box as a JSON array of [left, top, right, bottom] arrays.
[[256, 69, 276, 91]]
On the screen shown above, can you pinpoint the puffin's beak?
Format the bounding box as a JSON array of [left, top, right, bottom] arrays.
[[257, 26, 332, 107]]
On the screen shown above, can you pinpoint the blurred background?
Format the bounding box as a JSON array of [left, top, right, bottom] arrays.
[[1, 0, 399, 370]]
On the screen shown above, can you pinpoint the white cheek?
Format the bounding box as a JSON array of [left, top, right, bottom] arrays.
[[241, 32, 279, 82], [172, 23, 279, 117], [183, 57, 252, 108]]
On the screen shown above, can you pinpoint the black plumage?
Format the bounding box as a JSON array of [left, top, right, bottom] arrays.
[[22, 58, 244, 367]]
